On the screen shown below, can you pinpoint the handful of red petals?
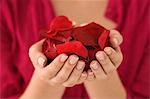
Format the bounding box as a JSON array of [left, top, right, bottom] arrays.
[[42, 16, 110, 70]]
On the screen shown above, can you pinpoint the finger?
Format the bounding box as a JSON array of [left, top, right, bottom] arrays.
[[63, 61, 85, 87], [77, 71, 88, 84], [87, 69, 95, 81], [109, 30, 123, 48], [50, 55, 79, 84], [90, 60, 107, 80], [29, 39, 47, 69], [104, 47, 123, 67], [96, 51, 116, 74], [39, 54, 68, 80], [72, 21, 76, 26]]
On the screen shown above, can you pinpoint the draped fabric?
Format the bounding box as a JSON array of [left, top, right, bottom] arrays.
[[105, 0, 150, 98]]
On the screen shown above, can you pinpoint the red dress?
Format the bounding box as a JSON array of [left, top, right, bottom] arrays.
[[0, 0, 149, 99]]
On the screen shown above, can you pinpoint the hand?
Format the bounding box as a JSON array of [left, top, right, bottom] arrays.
[[86, 30, 123, 81], [29, 39, 87, 87]]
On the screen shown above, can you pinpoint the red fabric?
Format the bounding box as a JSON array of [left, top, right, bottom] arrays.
[[0, 0, 149, 99], [105, 0, 150, 98], [0, 0, 55, 98]]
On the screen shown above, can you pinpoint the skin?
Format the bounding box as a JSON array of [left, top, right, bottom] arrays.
[[51, 0, 116, 29], [20, 30, 126, 99]]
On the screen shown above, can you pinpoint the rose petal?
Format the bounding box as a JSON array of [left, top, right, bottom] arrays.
[[98, 30, 110, 49], [88, 47, 101, 60], [82, 59, 90, 71], [42, 16, 73, 42], [55, 30, 73, 42], [42, 31, 57, 38], [56, 41, 88, 58], [50, 16, 73, 31], [43, 30, 72, 42], [42, 16, 111, 71], [42, 39, 61, 59], [72, 22, 107, 46]]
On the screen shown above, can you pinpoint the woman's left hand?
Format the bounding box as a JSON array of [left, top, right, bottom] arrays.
[[86, 30, 123, 81]]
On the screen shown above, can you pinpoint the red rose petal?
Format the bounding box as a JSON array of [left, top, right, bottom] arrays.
[[55, 30, 73, 42], [88, 47, 101, 60], [98, 30, 110, 49], [82, 59, 90, 71], [42, 16, 111, 71], [56, 41, 88, 58], [73, 22, 107, 46], [42, 39, 61, 59], [50, 16, 73, 31], [42, 31, 57, 38], [43, 30, 72, 42], [42, 16, 73, 42]]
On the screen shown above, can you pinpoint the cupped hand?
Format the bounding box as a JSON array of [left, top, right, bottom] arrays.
[[28, 29, 123, 85], [86, 30, 123, 81], [29, 39, 87, 87]]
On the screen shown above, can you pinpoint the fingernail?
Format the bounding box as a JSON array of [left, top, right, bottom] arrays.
[[69, 55, 79, 65], [91, 62, 98, 70], [77, 61, 85, 70], [73, 21, 76, 25], [38, 57, 45, 66], [80, 23, 87, 26], [96, 52, 105, 60], [104, 48, 112, 55], [60, 54, 68, 62], [113, 38, 118, 45], [82, 73, 87, 77], [82, 73, 87, 80]]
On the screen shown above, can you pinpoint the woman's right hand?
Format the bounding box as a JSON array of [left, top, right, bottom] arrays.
[[29, 39, 87, 87]]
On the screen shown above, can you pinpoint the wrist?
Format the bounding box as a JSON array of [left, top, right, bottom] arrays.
[[84, 71, 126, 99], [20, 71, 65, 99]]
